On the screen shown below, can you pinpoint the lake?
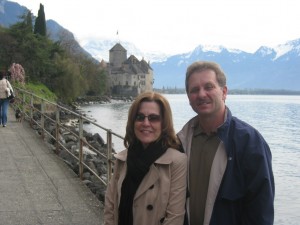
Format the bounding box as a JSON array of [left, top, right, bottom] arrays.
[[81, 94, 300, 225]]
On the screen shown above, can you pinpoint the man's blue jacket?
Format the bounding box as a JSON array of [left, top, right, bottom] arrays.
[[178, 107, 275, 225]]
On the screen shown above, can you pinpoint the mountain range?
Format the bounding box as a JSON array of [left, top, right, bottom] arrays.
[[1, 0, 300, 91], [151, 41, 300, 90]]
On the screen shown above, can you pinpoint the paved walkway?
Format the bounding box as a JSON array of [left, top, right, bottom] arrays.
[[0, 106, 104, 225]]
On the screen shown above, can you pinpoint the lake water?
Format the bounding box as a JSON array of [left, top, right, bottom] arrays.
[[81, 94, 300, 225]]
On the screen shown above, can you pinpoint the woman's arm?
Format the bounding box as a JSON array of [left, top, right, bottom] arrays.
[[6, 80, 13, 92], [163, 153, 187, 225], [104, 160, 120, 225]]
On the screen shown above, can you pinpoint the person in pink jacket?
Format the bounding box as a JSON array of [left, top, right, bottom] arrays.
[[104, 91, 187, 225]]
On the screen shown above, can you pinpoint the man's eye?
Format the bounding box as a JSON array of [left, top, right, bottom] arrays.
[[189, 88, 198, 93], [205, 85, 214, 90]]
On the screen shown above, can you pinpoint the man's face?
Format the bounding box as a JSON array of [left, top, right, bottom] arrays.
[[187, 69, 227, 118]]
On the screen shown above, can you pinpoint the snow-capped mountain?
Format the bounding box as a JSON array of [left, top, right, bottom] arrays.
[[79, 38, 170, 63], [79, 34, 300, 91], [150, 39, 300, 90], [273, 39, 300, 60]]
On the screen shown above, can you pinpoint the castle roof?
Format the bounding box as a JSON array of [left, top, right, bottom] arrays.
[[109, 43, 126, 52], [108, 43, 152, 74]]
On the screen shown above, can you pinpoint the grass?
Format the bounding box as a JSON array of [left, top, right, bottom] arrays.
[[12, 82, 57, 103]]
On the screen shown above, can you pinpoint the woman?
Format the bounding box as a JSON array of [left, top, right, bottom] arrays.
[[0, 71, 13, 127], [104, 92, 187, 225]]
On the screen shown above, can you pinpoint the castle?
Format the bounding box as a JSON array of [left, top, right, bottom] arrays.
[[102, 43, 154, 97]]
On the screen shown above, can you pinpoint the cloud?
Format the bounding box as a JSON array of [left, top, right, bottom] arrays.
[[12, 0, 300, 54]]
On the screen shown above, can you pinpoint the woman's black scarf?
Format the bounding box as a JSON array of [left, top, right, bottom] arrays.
[[118, 139, 167, 225]]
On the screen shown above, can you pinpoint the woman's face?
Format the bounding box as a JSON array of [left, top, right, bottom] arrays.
[[134, 101, 162, 149]]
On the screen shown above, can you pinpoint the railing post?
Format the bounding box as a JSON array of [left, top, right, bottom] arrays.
[[21, 91, 25, 114], [55, 108, 60, 154], [30, 94, 34, 127], [41, 100, 45, 140], [107, 129, 113, 181], [79, 116, 84, 180]]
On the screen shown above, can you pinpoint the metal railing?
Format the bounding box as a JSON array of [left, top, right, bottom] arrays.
[[13, 87, 123, 186]]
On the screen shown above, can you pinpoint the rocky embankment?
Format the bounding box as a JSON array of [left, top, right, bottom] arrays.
[[75, 95, 134, 106], [30, 97, 132, 203]]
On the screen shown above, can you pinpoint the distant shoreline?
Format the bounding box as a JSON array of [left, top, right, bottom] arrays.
[[74, 89, 300, 107], [154, 88, 300, 95]]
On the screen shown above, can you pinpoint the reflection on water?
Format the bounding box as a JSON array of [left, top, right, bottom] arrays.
[[81, 94, 300, 225], [83, 101, 131, 151], [226, 95, 300, 225]]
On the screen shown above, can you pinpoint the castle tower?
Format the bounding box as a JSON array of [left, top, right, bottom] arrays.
[[109, 43, 127, 68]]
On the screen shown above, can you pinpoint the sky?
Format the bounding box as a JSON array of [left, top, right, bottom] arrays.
[[11, 0, 300, 55]]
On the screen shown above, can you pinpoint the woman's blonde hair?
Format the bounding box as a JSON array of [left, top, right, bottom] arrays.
[[124, 91, 180, 149]]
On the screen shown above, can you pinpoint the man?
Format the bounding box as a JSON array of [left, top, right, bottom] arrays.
[[177, 61, 275, 225]]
